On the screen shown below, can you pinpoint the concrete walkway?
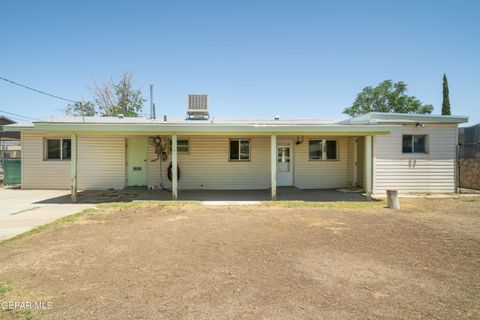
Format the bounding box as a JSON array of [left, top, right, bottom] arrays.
[[0, 188, 95, 241]]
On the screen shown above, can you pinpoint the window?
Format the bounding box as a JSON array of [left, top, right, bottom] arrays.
[[169, 139, 189, 152], [309, 140, 323, 160], [402, 135, 427, 153], [45, 138, 71, 160], [229, 139, 250, 161], [309, 139, 338, 160]]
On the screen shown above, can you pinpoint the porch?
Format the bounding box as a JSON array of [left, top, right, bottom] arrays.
[[68, 134, 375, 202], [41, 187, 367, 204]]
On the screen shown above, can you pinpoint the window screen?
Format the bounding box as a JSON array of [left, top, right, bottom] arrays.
[[309, 140, 323, 160], [46, 138, 71, 160], [402, 135, 427, 153], [47, 140, 61, 160], [326, 140, 337, 160], [229, 139, 250, 160]]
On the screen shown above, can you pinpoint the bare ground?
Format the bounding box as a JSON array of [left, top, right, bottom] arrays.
[[0, 198, 479, 319]]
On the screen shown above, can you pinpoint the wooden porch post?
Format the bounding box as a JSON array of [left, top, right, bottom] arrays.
[[364, 135, 372, 200], [171, 134, 178, 200], [71, 133, 77, 203], [271, 135, 277, 200]]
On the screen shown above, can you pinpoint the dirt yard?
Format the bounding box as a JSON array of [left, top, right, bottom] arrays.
[[0, 198, 479, 319]]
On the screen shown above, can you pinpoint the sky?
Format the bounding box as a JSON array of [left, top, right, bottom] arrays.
[[1, 0, 479, 125]]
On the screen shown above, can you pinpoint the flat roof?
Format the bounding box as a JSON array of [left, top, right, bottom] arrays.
[[3, 112, 468, 135], [341, 112, 469, 124]]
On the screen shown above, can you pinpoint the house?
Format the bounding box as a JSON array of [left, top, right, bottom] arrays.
[[4, 98, 468, 201], [1, 115, 21, 160], [1, 116, 22, 184]]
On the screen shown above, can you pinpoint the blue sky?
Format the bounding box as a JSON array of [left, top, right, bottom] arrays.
[[1, 0, 479, 125]]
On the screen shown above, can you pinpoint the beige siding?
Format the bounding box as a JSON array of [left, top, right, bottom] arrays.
[[294, 136, 350, 189], [77, 136, 125, 190], [356, 137, 365, 187], [373, 124, 457, 194], [22, 132, 70, 189], [148, 136, 270, 190], [346, 137, 355, 186]]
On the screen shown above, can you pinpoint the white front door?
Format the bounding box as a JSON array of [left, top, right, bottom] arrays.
[[277, 140, 293, 186]]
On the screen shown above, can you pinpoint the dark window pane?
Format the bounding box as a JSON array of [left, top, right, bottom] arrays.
[[402, 135, 413, 153], [178, 140, 189, 152], [240, 140, 250, 160], [309, 140, 323, 160], [62, 139, 71, 160], [413, 135, 426, 153], [47, 140, 61, 159], [230, 140, 239, 160], [326, 140, 337, 159]]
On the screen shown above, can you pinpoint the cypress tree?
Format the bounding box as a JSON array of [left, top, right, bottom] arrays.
[[442, 74, 451, 115]]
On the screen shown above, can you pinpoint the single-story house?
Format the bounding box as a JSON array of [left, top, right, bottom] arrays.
[[4, 101, 468, 201], [1, 115, 21, 159]]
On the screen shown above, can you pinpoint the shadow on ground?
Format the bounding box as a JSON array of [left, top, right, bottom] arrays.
[[34, 187, 367, 204]]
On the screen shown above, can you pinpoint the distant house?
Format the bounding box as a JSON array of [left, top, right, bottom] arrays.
[[4, 97, 468, 200], [0, 116, 21, 159]]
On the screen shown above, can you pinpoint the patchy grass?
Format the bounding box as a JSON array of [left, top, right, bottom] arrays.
[[0, 202, 202, 247], [0, 198, 478, 319], [96, 200, 200, 210], [0, 208, 99, 247], [0, 282, 11, 295], [263, 199, 386, 209]]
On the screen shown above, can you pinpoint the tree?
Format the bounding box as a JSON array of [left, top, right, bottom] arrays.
[[91, 72, 145, 117], [442, 74, 451, 115], [343, 80, 433, 117], [64, 101, 97, 116], [63, 71, 145, 117]]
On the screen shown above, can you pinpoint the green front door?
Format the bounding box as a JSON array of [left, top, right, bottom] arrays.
[[127, 139, 147, 187]]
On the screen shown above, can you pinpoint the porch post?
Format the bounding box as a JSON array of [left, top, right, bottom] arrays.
[[271, 135, 277, 200], [364, 135, 372, 200], [71, 133, 77, 203], [171, 134, 178, 200]]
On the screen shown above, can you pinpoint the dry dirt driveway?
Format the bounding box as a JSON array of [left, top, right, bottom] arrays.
[[0, 198, 479, 320]]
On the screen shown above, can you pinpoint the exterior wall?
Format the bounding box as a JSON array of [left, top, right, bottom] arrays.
[[21, 132, 70, 189], [294, 136, 351, 189], [148, 136, 271, 190], [77, 136, 126, 190], [346, 137, 355, 186], [373, 124, 457, 194], [356, 137, 365, 187]]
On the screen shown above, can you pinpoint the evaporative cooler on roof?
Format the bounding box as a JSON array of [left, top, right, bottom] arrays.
[[187, 94, 209, 120]]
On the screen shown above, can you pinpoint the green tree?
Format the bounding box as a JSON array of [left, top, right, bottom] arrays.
[[343, 80, 433, 117], [442, 74, 451, 115], [92, 72, 145, 117], [64, 72, 145, 117], [64, 101, 97, 116]]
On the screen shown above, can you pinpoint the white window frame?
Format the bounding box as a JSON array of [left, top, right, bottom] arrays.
[[229, 138, 251, 161], [44, 138, 71, 161], [308, 139, 339, 161], [402, 134, 428, 154]]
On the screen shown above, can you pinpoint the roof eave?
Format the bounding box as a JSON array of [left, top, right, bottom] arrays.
[[16, 123, 396, 135]]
